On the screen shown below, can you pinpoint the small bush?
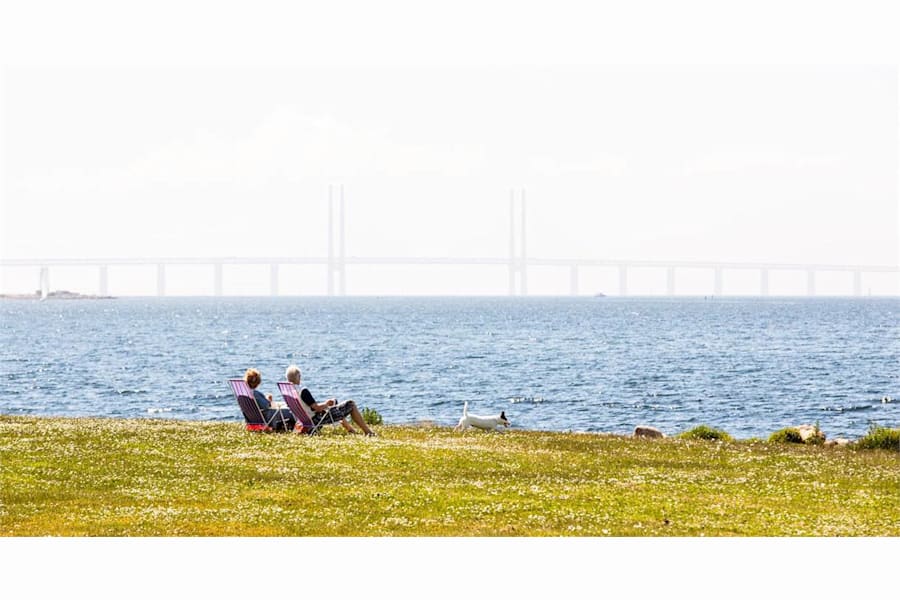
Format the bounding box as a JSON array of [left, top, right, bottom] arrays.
[[679, 425, 732, 442], [805, 426, 825, 445], [855, 425, 900, 452], [362, 407, 383, 426], [769, 427, 804, 444]]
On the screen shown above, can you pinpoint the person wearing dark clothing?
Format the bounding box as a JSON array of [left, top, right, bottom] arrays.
[[284, 364, 376, 436], [244, 368, 295, 431]]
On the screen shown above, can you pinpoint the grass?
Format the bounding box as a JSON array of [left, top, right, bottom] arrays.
[[677, 425, 733, 442], [769, 427, 805, 444], [1, 415, 898, 536], [361, 406, 383, 426], [856, 425, 900, 451]]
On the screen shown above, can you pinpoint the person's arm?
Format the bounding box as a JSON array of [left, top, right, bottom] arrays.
[[301, 388, 335, 413], [253, 389, 272, 409]]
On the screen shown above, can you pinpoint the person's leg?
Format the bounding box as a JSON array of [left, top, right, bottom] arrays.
[[325, 401, 374, 435], [345, 401, 374, 435], [339, 418, 358, 433]]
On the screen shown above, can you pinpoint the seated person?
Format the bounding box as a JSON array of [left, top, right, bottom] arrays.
[[284, 365, 356, 434], [244, 368, 295, 431], [284, 364, 376, 436]]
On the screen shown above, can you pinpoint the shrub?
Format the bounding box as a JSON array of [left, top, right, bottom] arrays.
[[805, 422, 825, 446], [362, 407, 383, 426], [678, 425, 732, 442], [855, 425, 900, 452], [769, 427, 804, 444]]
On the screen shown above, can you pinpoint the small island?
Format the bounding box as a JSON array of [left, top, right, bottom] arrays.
[[0, 289, 115, 300]]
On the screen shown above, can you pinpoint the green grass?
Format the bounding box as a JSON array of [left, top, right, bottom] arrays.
[[361, 406, 383, 426], [769, 427, 804, 444], [677, 425, 733, 442], [1, 415, 898, 536], [856, 425, 900, 452]]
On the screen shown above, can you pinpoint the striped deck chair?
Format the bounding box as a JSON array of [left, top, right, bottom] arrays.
[[277, 381, 336, 435], [228, 378, 286, 432]]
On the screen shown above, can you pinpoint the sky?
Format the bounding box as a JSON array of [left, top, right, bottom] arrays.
[[1, 4, 898, 296], [2, 65, 896, 295], [3, 0, 900, 596]]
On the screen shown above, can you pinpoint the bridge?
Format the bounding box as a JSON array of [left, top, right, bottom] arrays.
[[2, 187, 898, 297]]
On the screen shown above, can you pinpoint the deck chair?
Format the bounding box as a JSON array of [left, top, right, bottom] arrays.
[[228, 378, 289, 432], [277, 381, 339, 435]]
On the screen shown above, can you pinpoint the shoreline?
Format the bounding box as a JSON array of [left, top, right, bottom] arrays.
[[2, 412, 896, 448]]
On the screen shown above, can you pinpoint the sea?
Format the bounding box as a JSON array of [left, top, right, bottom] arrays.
[[1, 296, 897, 439]]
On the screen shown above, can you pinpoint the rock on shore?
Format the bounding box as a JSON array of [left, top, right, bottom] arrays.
[[633, 425, 665, 439], [794, 424, 826, 443]]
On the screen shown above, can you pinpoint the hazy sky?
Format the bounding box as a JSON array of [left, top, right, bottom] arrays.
[[1, 3, 898, 295], [3, 0, 900, 595]]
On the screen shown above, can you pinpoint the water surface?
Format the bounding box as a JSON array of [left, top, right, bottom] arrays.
[[1, 296, 897, 439]]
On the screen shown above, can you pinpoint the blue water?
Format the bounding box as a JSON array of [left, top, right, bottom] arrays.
[[1, 297, 898, 439]]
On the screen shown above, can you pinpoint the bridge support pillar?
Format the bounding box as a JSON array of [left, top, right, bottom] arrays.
[[214, 263, 223, 296], [666, 267, 675, 296], [270, 264, 279, 297], [760, 268, 769, 297], [853, 270, 862, 297], [519, 190, 527, 296], [156, 264, 165, 297], [335, 258, 345, 296], [807, 270, 815, 297], [328, 186, 335, 296], [328, 262, 345, 296], [519, 263, 527, 295], [569, 265, 579, 296], [508, 192, 516, 295], [99, 266, 108, 296], [39, 266, 49, 296], [618, 265, 628, 297], [714, 267, 723, 296], [339, 185, 346, 295]]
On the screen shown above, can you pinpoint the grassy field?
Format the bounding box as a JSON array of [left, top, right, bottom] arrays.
[[1, 415, 898, 536]]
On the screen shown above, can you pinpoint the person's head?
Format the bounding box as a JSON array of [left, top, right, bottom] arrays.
[[244, 368, 262, 389], [285, 364, 301, 385]]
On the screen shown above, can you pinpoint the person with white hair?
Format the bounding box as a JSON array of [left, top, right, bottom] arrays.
[[284, 364, 376, 436]]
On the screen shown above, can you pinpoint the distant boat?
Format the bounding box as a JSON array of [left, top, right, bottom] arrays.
[[593, 292, 606, 298]]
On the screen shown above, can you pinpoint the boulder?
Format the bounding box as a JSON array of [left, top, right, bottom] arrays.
[[794, 424, 826, 443], [633, 425, 665, 439], [824, 438, 851, 448]]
